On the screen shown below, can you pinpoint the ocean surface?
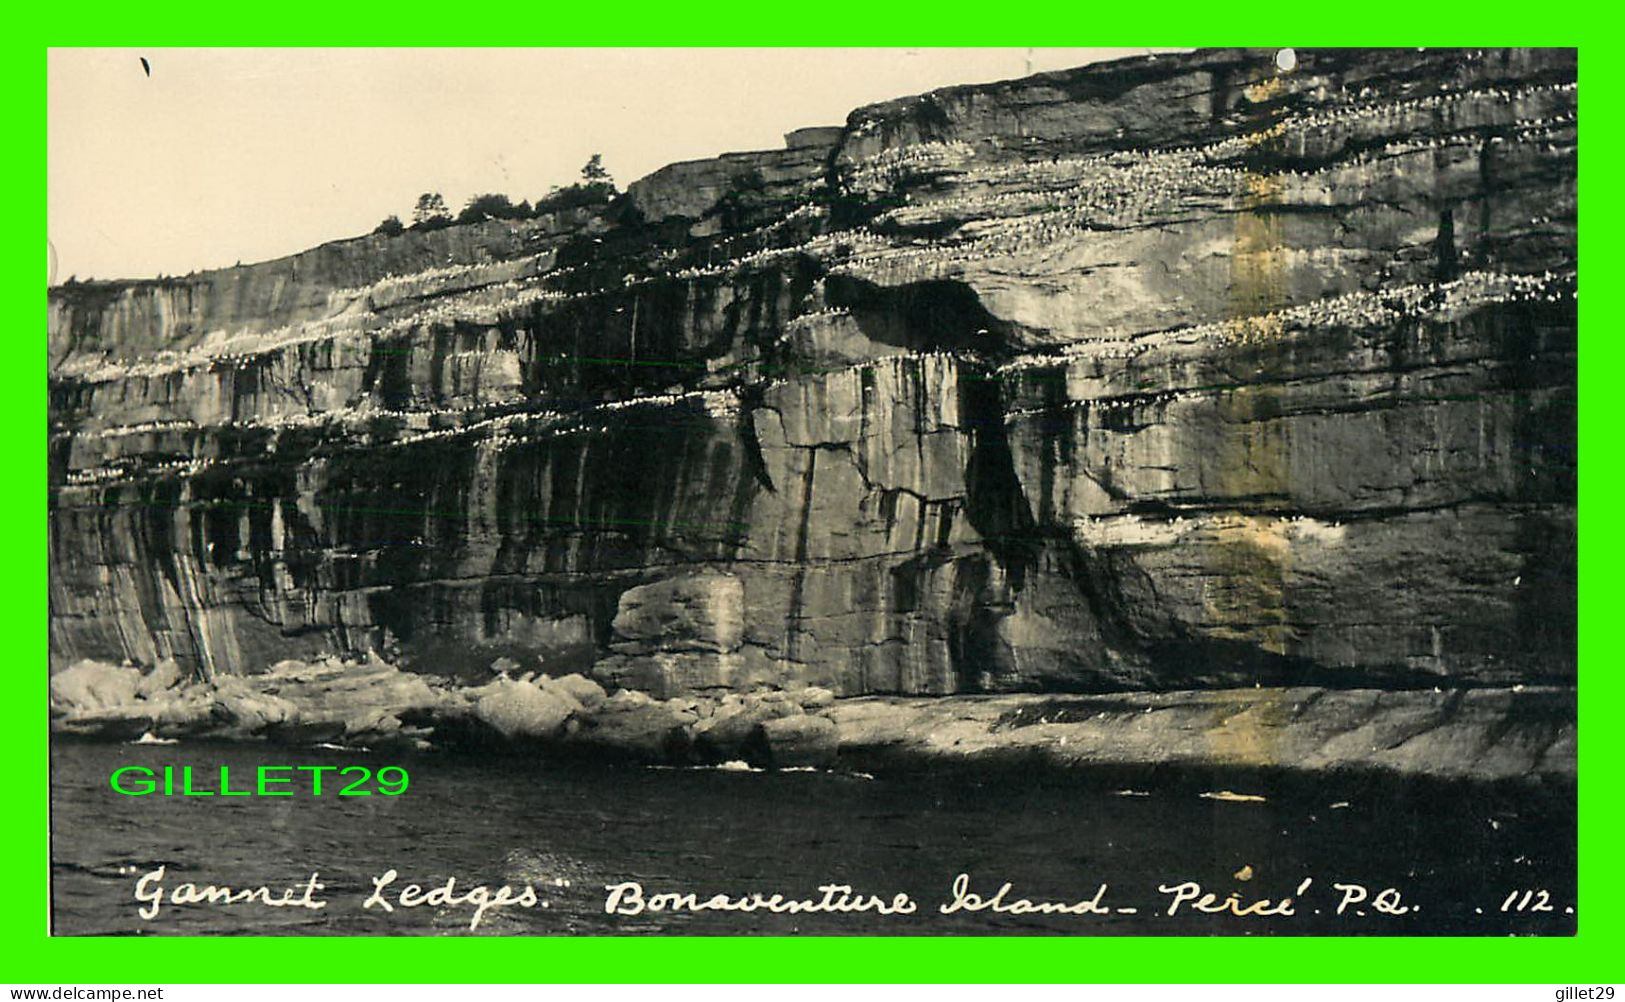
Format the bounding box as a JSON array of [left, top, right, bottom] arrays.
[[50, 740, 1576, 936]]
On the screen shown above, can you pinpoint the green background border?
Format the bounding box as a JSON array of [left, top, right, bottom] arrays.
[[15, 4, 1613, 982]]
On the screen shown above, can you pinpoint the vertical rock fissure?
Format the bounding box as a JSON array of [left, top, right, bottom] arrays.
[[783, 448, 818, 664], [959, 361, 1040, 591]]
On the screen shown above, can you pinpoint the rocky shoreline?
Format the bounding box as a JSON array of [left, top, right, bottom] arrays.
[[50, 657, 1574, 789]]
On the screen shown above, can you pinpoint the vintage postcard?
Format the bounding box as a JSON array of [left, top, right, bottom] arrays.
[[45, 46, 1577, 937]]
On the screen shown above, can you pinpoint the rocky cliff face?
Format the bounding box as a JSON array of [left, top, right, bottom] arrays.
[[49, 48, 1576, 707]]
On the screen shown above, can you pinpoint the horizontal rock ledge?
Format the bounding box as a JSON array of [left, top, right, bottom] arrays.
[[825, 687, 1575, 789], [48, 658, 1572, 787]]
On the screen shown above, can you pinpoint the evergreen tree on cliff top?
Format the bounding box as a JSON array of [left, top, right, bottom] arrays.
[[411, 192, 452, 229], [580, 153, 612, 186]]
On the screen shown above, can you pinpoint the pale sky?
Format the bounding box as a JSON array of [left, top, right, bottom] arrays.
[[48, 48, 1178, 283]]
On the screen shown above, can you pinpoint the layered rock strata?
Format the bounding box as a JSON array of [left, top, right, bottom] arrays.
[[49, 45, 1576, 769]]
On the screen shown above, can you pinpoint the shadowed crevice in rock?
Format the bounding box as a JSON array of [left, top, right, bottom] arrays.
[[824, 274, 1028, 355], [958, 365, 1040, 587]]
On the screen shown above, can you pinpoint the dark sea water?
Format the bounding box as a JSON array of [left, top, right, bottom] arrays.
[[50, 740, 1576, 936]]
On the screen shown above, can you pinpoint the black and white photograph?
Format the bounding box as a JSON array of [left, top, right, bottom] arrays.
[[46, 46, 1577, 936]]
